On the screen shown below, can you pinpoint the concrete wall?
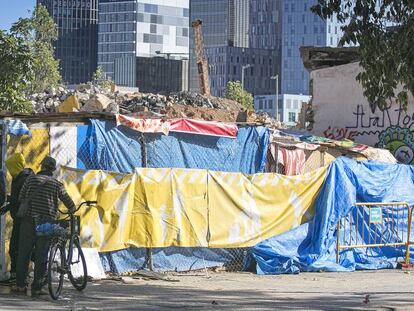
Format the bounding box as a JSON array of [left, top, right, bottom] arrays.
[[310, 61, 414, 164]]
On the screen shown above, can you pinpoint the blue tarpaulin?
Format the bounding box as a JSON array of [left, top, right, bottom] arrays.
[[77, 119, 269, 174], [77, 121, 142, 172], [76, 119, 269, 273], [5, 119, 31, 137], [249, 157, 414, 274]]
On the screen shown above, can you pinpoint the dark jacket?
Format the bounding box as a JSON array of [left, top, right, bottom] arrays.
[[0, 170, 6, 206], [9, 168, 34, 219]]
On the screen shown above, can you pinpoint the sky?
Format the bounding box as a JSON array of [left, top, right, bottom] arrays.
[[0, 0, 35, 31]]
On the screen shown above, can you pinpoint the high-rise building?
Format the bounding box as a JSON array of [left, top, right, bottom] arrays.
[[281, 0, 344, 94], [205, 46, 277, 97], [189, 0, 280, 97], [37, 0, 98, 84], [230, 0, 250, 48], [98, 0, 189, 86], [190, 0, 349, 97], [249, 0, 282, 51]]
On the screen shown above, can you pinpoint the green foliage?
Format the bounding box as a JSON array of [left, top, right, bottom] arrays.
[[91, 66, 115, 90], [311, 1, 414, 111], [11, 4, 61, 94], [0, 30, 34, 112], [225, 81, 254, 110]]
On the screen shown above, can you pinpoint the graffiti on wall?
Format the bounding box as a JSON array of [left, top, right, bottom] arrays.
[[322, 102, 414, 164], [376, 127, 414, 164]]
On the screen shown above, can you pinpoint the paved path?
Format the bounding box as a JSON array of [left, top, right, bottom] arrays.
[[0, 270, 413, 310]]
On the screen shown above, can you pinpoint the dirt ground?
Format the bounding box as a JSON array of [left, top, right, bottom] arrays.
[[0, 270, 413, 310]]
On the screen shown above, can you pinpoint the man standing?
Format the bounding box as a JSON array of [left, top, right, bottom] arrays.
[[3, 154, 34, 283], [13, 156, 75, 296]]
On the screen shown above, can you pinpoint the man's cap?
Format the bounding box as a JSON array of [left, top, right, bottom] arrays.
[[41, 156, 57, 172]]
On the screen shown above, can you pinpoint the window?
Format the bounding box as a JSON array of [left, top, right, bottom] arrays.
[[288, 112, 296, 123], [293, 100, 299, 109], [150, 24, 157, 34], [268, 100, 273, 109], [259, 100, 263, 109]]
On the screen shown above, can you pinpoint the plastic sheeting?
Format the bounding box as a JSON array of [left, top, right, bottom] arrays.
[[77, 119, 269, 174], [77, 121, 142, 172], [75, 120, 270, 272], [60, 166, 326, 251], [100, 247, 244, 273], [249, 157, 414, 274], [7, 128, 50, 173]]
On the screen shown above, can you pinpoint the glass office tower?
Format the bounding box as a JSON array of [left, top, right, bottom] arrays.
[[98, 0, 189, 81], [37, 0, 98, 84]]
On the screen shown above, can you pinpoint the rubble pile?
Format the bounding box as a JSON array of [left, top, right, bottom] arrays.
[[29, 84, 275, 124]]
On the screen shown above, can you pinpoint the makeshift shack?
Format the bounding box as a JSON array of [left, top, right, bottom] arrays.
[[0, 112, 403, 280]]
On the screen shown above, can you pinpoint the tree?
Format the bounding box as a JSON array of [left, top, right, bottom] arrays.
[[0, 30, 34, 112], [311, 1, 414, 111], [91, 66, 115, 90], [11, 4, 61, 94], [226, 81, 254, 110]]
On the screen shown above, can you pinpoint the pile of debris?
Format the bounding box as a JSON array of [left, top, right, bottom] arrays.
[[29, 84, 274, 124]]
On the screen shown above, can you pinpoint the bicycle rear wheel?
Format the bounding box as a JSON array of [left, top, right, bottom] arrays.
[[68, 239, 88, 291], [48, 243, 65, 300]]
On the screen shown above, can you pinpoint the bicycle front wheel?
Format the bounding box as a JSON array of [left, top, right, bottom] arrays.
[[68, 239, 88, 291], [48, 243, 65, 300]]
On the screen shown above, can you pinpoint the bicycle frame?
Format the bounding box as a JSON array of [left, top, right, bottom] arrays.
[[58, 201, 96, 266], [47, 201, 97, 299]]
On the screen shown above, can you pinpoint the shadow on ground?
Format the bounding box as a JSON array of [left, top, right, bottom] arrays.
[[1, 279, 413, 311]]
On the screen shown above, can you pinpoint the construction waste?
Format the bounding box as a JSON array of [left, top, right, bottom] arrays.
[[28, 84, 277, 124]]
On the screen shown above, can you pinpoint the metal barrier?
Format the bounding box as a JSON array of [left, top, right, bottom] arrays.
[[336, 202, 413, 264]]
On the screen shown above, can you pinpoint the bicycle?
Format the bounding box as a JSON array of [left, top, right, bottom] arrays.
[[45, 200, 97, 300]]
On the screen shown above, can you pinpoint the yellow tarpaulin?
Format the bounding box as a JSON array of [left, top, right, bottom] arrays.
[[208, 168, 326, 247], [60, 166, 327, 252], [7, 128, 50, 173]]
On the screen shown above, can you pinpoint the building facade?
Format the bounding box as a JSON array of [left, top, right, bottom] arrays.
[[206, 46, 278, 97], [37, 0, 98, 84], [281, 0, 344, 94], [189, 0, 280, 97], [136, 57, 188, 93], [98, 0, 189, 83], [254, 94, 311, 126]]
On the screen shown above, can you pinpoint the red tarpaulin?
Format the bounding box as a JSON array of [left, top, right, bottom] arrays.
[[170, 118, 238, 138], [116, 115, 238, 138]]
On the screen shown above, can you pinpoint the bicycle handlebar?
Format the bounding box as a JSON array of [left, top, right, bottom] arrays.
[[59, 200, 97, 215]]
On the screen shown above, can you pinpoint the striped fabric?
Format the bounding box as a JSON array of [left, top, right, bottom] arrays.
[[19, 173, 75, 219]]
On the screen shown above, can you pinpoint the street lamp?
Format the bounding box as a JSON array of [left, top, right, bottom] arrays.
[[241, 64, 251, 90], [271, 75, 279, 121]]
